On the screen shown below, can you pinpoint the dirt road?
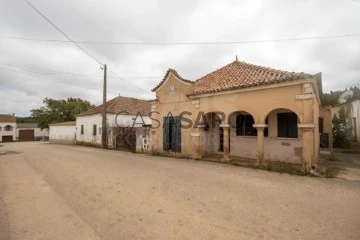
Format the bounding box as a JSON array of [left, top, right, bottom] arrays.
[[0, 142, 359, 240]]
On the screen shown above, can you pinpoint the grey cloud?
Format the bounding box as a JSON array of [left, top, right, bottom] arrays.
[[0, 0, 359, 116]]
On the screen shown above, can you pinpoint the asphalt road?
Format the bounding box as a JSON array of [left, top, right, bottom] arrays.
[[0, 142, 359, 240]]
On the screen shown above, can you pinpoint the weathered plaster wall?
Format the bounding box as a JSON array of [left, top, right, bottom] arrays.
[[49, 125, 76, 144], [153, 74, 320, 166], [16, 128, 49, 141]]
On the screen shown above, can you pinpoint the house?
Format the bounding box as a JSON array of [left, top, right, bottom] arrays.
[[0, 114, 16, 142], [49, 121, 76, 144], [151, 59, 322, 172], [76, 96, 152, 152], [321, 99, 360, 145], [16, 123, 49, 141]]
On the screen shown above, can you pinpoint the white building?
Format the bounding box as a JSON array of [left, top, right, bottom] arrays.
[[76, 96, 152, 152], [347, 99, 360, 143], [0, 114, 16, 142], [16, 123, 49, 141], [49, 121, 76, 144]]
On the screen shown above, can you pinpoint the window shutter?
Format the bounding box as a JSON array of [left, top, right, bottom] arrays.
[[174, 117, 181, 152], [163, 117, 170, 151]]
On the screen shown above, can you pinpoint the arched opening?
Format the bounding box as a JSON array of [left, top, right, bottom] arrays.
[[263, 108, 302, 163], [4, 125, 13, 131], [228, 111, 257, 159]]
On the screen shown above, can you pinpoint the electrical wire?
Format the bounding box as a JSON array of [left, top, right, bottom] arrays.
[[1, 34, 360, 45], [23, 0, 156, 96], [0, 64, 161, 79], [24, 0, 103, 65]]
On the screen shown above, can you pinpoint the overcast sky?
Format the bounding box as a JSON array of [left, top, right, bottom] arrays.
[[0, 0, 359, 116]]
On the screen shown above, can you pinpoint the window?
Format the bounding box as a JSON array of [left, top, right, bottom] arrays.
[[93, 124, 97, 136], [5, 125, 13, 131], [99, 127, 102, 135], [0, 126, 2, 132], [236, 114, 257, 136], [81, 125, 84, 135], [277, 112, 298, 138]]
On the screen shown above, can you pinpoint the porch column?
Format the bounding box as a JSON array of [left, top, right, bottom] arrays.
[[193, 125, 205, 159], [254, 124, 267, 164], [220, 123, 230, 162], [298, 124, 315, 173]]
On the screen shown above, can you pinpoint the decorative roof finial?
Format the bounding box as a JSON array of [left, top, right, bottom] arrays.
[[236, 55, 238, 61]]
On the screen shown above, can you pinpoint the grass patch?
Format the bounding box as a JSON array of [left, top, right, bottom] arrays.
[[328, 154, 338, 162]]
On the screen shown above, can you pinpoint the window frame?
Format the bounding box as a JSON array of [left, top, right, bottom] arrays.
[[93, 124, 97, 136], [235, 114, 257, 136], [277, 112, 298, 138]]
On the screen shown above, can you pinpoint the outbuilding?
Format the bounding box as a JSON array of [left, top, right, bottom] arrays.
[[49, 121, 76, 144], [0, 114, 16, 142], [76, 96, 152, 152], [16, 123, 49, 141]]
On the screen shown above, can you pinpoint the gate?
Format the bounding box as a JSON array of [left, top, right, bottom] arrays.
[[115, 127, 136, 152], [19, 130, 35, 141]]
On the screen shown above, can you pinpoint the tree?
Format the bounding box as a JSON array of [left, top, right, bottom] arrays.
[[31, 98, 95, 129], [16, 116, 36, 123], [332, 107, 351, 148], [322, 86, 360, 106]]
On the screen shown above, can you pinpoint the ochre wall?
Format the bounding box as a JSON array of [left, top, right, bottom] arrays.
[[152, 74, 320, 166]]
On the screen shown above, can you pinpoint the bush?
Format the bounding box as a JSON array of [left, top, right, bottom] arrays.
[[332, 107, 351, 148]]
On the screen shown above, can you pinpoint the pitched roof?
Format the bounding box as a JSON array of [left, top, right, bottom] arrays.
[[152, 68, 194, 92], [77, 96, 152, 117], [49, 121, 76, 126], [0, 114, 16, 123], [17, 123, 38, 128], [191, 60, 313, 95]]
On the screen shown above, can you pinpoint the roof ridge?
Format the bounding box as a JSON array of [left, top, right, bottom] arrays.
[[192, 59, 315, 95], [106, 96, 122, 112]]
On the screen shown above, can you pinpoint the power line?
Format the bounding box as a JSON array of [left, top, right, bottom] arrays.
[[24, 0, 155, 96], [108, 68, 155, 96], [1, 33, 360, 45], [24, 0, 103, 65], [0, 64, 161, 79], [0, 65, 155, 97], [0, 66, 117, 94]]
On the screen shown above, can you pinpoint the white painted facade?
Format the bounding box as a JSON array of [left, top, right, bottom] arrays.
[[16, 127, 49, 141], [349, 100, 360, 143], [0, 122, 16, 142], [49, 125, 76, 144], [76, 113, 152, 149]]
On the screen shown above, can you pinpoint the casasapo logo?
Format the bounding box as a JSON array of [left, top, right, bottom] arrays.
[[115, 111, 241, 129]]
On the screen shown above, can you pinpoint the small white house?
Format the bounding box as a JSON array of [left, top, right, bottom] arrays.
[[0, 114, 16, 142], [16, 123, 49, 141], [346, 99, 360, 143], [76, 96, 152, 152], [49, 121, 76, 144]]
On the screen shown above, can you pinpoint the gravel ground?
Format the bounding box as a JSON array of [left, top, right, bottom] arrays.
[[0, 142, 359, 240]]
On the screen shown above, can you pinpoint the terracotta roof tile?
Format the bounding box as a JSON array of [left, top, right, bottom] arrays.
[[152, 68, 194, 92], [77, 96, 152, 117], [192, 61, 313, 95], [0, 114, 16, 123]]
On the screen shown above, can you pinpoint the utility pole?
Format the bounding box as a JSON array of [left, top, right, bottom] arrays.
[[102, 64, 107, 149]]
